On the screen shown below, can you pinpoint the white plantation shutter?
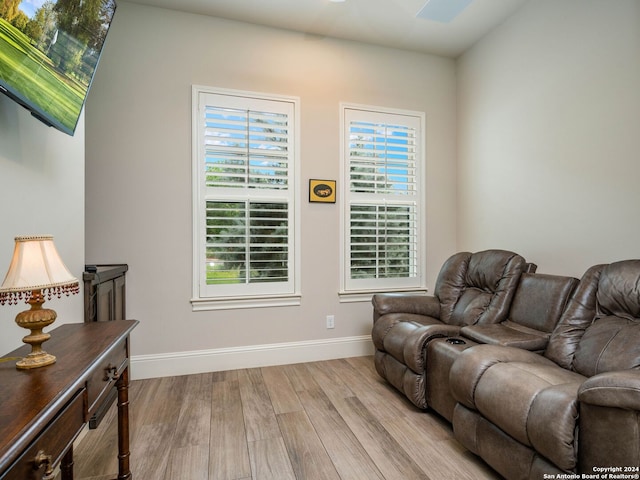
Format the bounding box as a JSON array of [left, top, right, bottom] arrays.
[[193, 88, 299, 305], [205, 201, 289, 284], [348, 120, 417, 195], [204, 106, 290, 190], [350, 204, 418, 279], [342, 106, 425, 292]]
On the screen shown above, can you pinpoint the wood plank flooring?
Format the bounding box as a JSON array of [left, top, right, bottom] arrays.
[[72, 356, 500, 480]]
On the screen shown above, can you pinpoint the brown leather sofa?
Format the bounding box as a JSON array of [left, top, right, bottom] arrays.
[[372, 249, 530, 408], [372, 255, 640, 478], [449, 260, 640, 478]]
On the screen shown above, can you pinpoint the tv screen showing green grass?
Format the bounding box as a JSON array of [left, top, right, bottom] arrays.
[[0, 0, 116, 135]]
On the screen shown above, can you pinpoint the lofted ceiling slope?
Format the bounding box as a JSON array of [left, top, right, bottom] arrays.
[[123, 0, 529, 57]]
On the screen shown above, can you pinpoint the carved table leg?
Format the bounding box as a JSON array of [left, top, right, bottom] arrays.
[[116, 366, 132, 480], [60, 445, 74, 480]]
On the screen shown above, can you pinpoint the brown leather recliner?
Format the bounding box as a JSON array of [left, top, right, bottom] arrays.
[[450, 260, 640, 478], [371, 249, 530, 408]]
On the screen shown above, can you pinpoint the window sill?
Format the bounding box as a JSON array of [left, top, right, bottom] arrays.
[[191, 294, 302, 311], [338, 289, 428, 303]]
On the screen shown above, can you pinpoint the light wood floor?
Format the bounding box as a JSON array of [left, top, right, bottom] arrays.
[[73, 356, 501, 480]]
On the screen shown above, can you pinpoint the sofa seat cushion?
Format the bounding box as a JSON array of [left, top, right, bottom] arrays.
[[460, 320, 550, 350], [450, 345, 586, 471]]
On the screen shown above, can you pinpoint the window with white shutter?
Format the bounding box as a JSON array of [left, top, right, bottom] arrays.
[[192, 87, 300, 310], [340, 104, 426, 295]]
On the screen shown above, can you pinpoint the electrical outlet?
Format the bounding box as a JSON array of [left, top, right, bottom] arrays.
[[326, 315, 335, 329]]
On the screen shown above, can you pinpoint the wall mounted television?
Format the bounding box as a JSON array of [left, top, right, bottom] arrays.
[[0, 0, 116, 136]]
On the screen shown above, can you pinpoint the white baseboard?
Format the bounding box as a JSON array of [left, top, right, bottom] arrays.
[[130, 335, 374, 380]]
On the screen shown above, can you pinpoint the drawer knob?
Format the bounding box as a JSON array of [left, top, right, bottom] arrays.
[[104, 364, 120, 381], [33, 450, 55, 480]]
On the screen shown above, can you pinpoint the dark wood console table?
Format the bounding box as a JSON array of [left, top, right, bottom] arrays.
[[0, 320, 138, 480]]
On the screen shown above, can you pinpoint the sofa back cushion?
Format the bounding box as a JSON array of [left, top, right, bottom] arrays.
[[435, 250, 526, 327], [596, 260, 640, 320], [545, 260, 640, 373], [573, 318, 640, 376], [509, 273, 579, 333], [544, 264, 604, 369], [572, 260, 640, 376]]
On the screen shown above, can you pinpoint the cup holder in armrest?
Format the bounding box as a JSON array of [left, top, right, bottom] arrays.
[[446, 338, 466, 345]]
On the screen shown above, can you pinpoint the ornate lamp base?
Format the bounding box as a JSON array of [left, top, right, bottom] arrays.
[[14, 290, 57, 370], [16, 351, 56, 369]]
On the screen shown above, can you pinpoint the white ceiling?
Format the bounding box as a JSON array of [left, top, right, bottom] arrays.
[[123, 0, 529, 57]]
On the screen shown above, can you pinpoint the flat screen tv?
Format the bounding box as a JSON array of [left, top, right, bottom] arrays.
[[0, 0, 116, 136]]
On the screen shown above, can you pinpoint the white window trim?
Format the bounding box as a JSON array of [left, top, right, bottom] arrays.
[[338, 102, 427, 302], [191, 85, 301, 311]]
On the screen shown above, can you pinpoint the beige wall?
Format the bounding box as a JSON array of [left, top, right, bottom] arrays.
[[457, 0, 640, 278], [84, 2, 457, 375], [0, 97, 85, 355], [4, 0, 636, 378]]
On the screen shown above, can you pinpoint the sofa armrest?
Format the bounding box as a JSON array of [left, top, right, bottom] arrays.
[[372, 294, 440, 319], [578, 370, 640, 410], [371, 315, 461, 372], [578, 370, 640, 471], [449, 344, 556, 409]]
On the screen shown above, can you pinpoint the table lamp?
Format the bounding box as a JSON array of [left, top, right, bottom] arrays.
[[0, 235, 79, 369]]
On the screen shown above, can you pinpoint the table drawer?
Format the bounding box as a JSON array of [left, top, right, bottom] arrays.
[[2, 389, 85, 480], [86, 340, 127, 416]]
